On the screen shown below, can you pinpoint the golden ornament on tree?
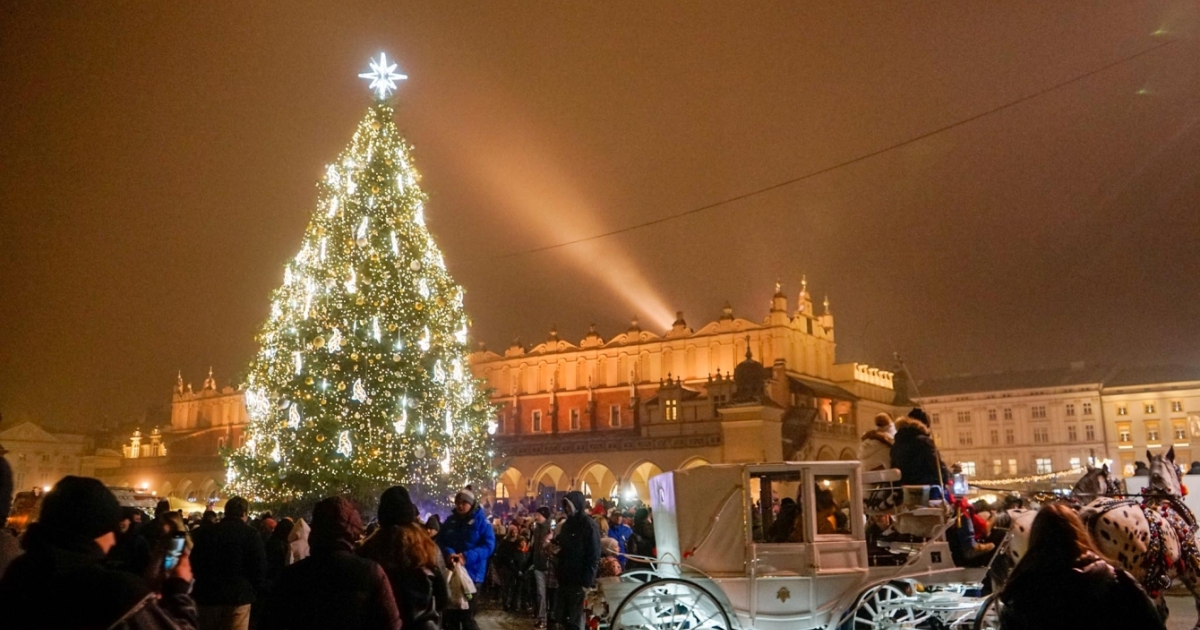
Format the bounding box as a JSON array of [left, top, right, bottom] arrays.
[[313, 336, 326, 349], [414, 302, 423, 311]]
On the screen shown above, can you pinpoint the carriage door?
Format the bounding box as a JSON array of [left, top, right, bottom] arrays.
[[746, 467, 813, 624], [809, 470, 867, 575]]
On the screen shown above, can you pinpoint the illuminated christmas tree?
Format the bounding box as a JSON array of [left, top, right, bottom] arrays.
[[226, 54, 495, 508]]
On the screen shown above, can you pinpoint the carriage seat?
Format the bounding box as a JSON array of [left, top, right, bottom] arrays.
[[862, 468, 901, 485]]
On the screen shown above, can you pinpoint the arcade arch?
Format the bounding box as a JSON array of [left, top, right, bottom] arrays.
[[679, 457, 711, 470], [624, 461, 664, 503], [816, 446, 837, 461], [577, 461, 619, 501]]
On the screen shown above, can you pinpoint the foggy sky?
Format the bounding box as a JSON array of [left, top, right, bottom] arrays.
[[3, 3, 1200, 429]]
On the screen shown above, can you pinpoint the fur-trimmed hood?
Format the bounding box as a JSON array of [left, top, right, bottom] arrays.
[[895, 417, 931, 437]]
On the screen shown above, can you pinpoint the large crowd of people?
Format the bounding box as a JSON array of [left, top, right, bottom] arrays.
[[0, 453, 648, 630], [0, 408, 1172, 630]]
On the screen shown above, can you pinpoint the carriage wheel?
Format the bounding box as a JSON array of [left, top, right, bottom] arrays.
[[611, 578, 732, 630], [847, 584, 930, 630], [971, 594, 1000, 630]]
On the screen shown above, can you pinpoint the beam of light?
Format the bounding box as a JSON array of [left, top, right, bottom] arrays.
[[446, 129, 675, 331]]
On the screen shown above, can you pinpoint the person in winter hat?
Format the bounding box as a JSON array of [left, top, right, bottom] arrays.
[[553, 491, 601, 630], [264, 496, 400, 630], [438, 487, 496, 630], [890, 408, 951, 488], [859, 412, 896, 471], [360, 486, 449, 630], [0, 476, 199, 629]]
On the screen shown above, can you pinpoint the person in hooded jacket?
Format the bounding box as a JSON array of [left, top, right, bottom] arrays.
[[286, 518, 310, 565], [890, 408, 951, 489], [624, 507, 655, 573], [264, 496, 400, 630], [998, 502, 1163, 630], [553, 491, 601, 630], [858, 412, 896, 472], [438, 487, 496, 630], [359, 486, 449, 630], [0, 476, 199, 629]]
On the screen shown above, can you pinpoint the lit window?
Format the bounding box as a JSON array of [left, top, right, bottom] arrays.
[[665, 399, 678, 421], [1145, 403, 1157, 415], [1117, 405, 1128, 416], [992, 459, 1002, 475], [1172, 401, 1184, 413], [990, 429, 999, 445], [1005, 428, 1015, 445], [1036, 458, 1053, 474], [957, 411, 972, 424], [961, 461, 976, 475], [1003, 408, 1012, 420], [1147, 424, 1160, 443], [1083, 402, 1093, 415], [1175, 422, 1188, 441], [532, 410, 543, 432], [987, 409, 997, 421], [1117, 422, 1132, 443], [1069, 457, 1081, 469], [1066, 403, 1076, 416], [1031, 406, 1047, 419], [1067, 425, 1077, 442], [1085, 424, 1095, 441], [569, 408, 580, 431], [1008, 459, 1018, 475], [609, 405, 620, 427]]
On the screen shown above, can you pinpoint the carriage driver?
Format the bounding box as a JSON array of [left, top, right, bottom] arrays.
[[890, 408, 993, 564]]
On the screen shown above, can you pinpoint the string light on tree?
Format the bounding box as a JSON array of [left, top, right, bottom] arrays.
[[225, 53, 494, 507]]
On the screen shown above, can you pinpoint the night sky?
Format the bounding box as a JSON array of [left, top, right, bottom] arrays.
[[3, 3, 1200, 429]]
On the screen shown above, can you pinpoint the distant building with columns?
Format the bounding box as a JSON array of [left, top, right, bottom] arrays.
[[468, 280, 909, 506]]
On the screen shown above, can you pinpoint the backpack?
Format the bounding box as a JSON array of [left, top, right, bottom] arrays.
[[394, 566, 446, 630]]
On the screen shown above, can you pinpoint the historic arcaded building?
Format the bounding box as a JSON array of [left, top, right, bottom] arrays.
[[469, 281, 909, 506], [95, 281, 910, 506], [94, 369, 250, 503]]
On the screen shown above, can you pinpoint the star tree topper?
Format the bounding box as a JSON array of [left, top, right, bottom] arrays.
[[358, 52, 407, 99]]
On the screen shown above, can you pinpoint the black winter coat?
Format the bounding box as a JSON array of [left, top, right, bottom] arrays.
[[0, 525, 198, 630], [999, 553, 1164, 630], [190, 517, 267, 606], [554, 491, 601, 588], [263, 549, 401, 630], [890, 418, 951, 487]]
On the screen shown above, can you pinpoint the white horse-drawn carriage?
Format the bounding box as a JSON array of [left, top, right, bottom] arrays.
[[591, 461, 998, 630]]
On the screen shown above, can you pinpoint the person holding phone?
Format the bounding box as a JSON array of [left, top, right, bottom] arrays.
[[0, 476, 199, 629]]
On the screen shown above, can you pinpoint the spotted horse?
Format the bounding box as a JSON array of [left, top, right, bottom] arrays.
[[1081, 447, 1200, 628], [993, 464, 1123, 564]]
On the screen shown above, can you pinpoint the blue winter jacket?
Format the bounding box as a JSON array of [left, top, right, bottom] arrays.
[[438, 505, 496, 584]]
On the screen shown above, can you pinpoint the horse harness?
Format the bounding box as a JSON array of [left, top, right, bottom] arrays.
[[1088, 496, 1200, 598]]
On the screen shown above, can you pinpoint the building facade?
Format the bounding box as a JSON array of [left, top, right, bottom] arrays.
[[0, 421, 114, 492], [917, 364, 1200, 484], [1100, 366, 1200, 477], [469, 283, 908, 505]]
